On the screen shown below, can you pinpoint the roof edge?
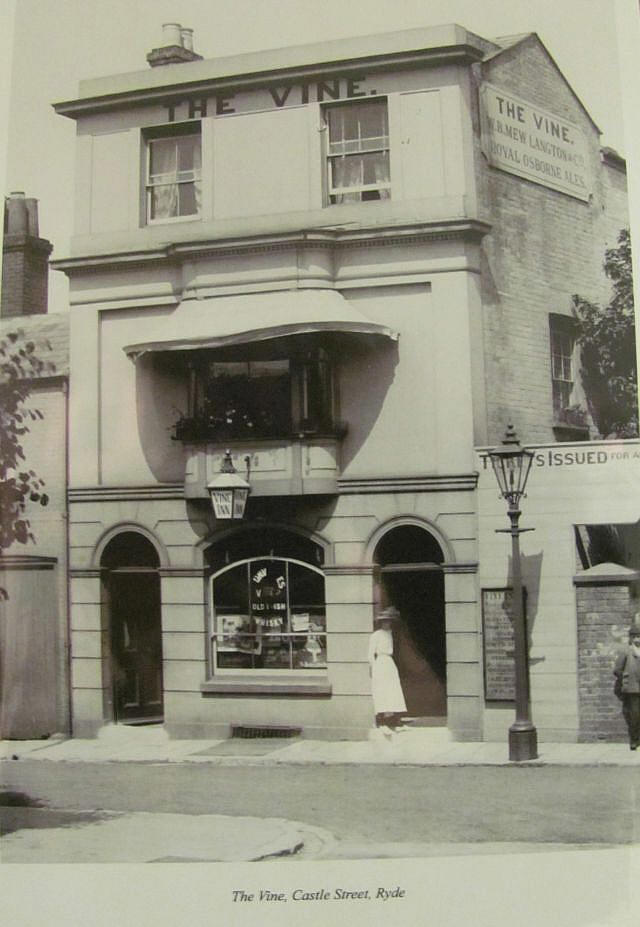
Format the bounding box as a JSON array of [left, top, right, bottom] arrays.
[[53, 24, 487, 118], [482, 32, 601, 137]]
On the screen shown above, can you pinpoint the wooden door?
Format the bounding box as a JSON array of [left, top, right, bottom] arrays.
[[0, 559, 60, 738]]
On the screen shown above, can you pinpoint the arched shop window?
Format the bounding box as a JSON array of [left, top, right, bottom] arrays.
[[209, 558, 327, 673], [205, 525, 324, 575]]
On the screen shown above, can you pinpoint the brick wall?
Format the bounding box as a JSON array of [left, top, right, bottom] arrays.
[[576, 582, 633, 741], [601, 155, 629, 253], [471, 36, 629, 445], [1, 236, 51, 318]]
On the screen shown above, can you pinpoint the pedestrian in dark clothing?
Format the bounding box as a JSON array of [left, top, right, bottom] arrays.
[[613, 621, 640, 750]]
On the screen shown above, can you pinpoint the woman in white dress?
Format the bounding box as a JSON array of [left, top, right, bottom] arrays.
[[368, 606, 407, 732]]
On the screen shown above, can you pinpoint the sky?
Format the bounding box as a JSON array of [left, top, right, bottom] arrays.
[[2, 0, 640, 312]]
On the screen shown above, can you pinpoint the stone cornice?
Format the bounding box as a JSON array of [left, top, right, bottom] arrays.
[[324, 561, 478, 574], [442, 561, 478, 573], [338, 473, 479, 494], [573, 563, 640, 585], [0, 554, 57, 570], [323, 564, 376, 576], [51, 219, 491, 276], [158, 567, 205, 578], [52, 249, 171, 274], [3, 234, 54, 256], [54, 43, 486, 119], [69, 484, 184, 503]]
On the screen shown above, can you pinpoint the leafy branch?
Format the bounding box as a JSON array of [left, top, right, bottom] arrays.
[[572, 229, 638, 439], [0, 329, 55, 574]]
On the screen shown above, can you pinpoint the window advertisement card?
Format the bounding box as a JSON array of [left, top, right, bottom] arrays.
[[217, 614, 261, 654], [250, 559, 288, 630]]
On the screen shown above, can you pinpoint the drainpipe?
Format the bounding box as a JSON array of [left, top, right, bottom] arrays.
[[63, 376, 73, 736]]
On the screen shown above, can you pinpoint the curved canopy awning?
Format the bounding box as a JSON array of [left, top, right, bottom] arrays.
[[123, 289, 398, 359]]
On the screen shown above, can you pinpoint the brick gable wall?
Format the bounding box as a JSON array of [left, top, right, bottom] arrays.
[[471, 37, 629, 445]]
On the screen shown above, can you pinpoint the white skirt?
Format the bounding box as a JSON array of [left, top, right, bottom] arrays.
[[371, 654, 407, 714]]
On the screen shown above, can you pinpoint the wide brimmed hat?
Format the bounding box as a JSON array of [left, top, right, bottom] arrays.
[[378, 606, 400, 621]]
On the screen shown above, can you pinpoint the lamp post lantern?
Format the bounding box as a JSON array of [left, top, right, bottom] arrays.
[[487, 423, 538, 762], [207, 450, 251, 520]]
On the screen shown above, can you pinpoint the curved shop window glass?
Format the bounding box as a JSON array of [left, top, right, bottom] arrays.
[[210, 558, 327, 672]]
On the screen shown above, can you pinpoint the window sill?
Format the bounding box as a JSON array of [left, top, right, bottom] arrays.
[[200, 675, 332, 697], [146, 214, 201, 227], [175, 427, 346, 443]]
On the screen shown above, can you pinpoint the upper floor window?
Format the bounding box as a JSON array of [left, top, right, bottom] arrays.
[[550, 317, 575, 417], [549, 314, 588, 436], [201, 359, 292, 437], [325, 99, 390, 204], [174, 345, 340, 442], [146, 123, 201, 222]]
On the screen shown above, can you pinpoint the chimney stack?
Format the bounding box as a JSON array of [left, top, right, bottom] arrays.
[[1, 193, 53, 319], [180, 27, 195, 52], [146, 23, 202, 67]]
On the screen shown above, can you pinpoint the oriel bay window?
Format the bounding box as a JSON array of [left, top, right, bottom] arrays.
[[210, 558, 327, 672], [175, 344, 340, 441], [325, 98, 390, 203], [145, 123, 202, 222]]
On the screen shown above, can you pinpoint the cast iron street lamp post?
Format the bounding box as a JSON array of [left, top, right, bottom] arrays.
[[488, 424, 538, 762]]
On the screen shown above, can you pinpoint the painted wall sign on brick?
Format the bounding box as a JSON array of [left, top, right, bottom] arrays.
[[480, 82, 591, 202]]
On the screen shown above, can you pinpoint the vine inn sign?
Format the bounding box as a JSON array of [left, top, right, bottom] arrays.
[[481, 84, 591, 200], [160, 75, 380, 119], [3, 22, 636, 746]]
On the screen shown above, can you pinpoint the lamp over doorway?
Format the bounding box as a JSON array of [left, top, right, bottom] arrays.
[[207, 450, 251, 520]]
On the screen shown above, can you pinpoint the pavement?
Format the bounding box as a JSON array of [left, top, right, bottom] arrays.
[[2, 725, 639, 863], [2, 722, 640, 766]]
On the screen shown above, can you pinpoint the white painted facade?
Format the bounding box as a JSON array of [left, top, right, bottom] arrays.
[[54, 24, 634, 741]]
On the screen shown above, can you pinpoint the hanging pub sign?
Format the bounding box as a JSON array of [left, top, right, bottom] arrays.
[[250, 559, 288, 629]]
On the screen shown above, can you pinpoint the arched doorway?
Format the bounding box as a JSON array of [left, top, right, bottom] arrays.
[[101, 532, 163, 724], [373, 525, 447, 721]]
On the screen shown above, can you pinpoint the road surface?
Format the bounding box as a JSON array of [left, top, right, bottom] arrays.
[[2, 759, 638, 861]]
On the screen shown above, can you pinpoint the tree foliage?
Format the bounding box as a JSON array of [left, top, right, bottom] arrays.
[[572, 228, 638, 438], [0, 329, 54, 560]]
